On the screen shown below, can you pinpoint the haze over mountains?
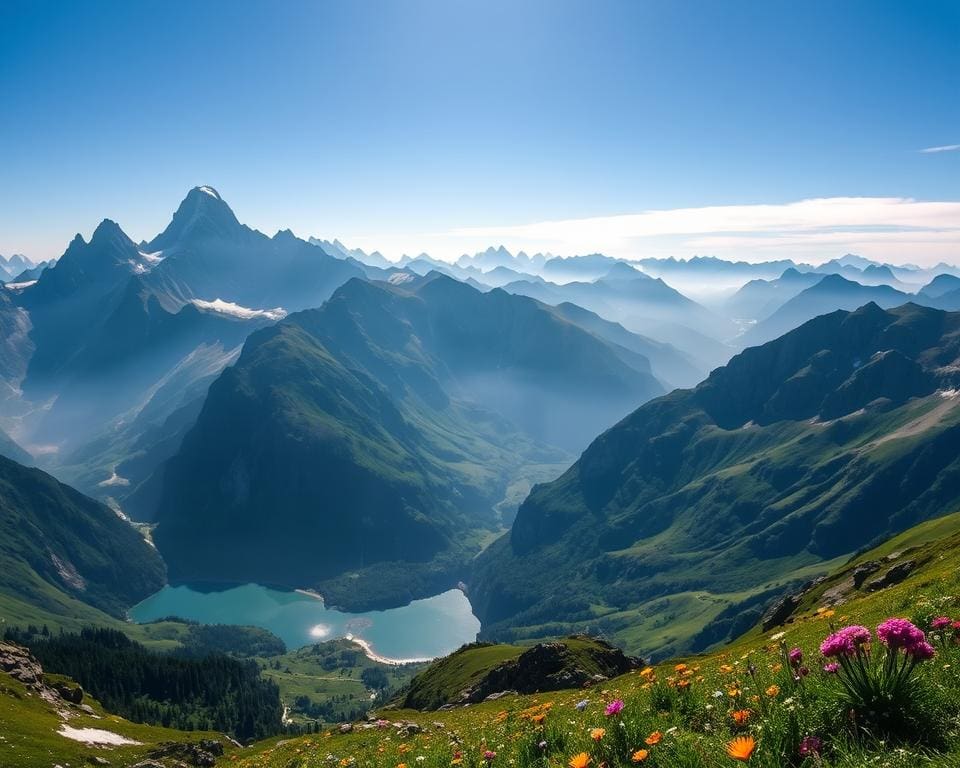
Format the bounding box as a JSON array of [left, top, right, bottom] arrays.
[[2, 186, 960, 662]]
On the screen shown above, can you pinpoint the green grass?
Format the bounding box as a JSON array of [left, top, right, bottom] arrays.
[[230, 507, 960, 767]]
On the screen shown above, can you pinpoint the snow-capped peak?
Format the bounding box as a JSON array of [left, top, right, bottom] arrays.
[[197, 186, 221, 200]]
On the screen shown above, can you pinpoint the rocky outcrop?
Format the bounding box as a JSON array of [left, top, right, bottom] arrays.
[[866, 560, 916, 591], [146, 740, 225, 767], [459, 637, 640, 705]]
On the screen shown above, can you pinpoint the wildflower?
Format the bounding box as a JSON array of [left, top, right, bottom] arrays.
[[674, 663, 688, 672], [765, 685, 780, 697], [569, 752, 591, 768], [820, 625, 871, 658], [575, 699, 589, 711], [644, 731, 662, 745], [788, 647, 803, 667], [823, 662, 839, 674], [531, 713, 546, 725], [876, 618, 926, 652], [483, 751, 496, 762], [604, 699, 625, 716], [719, 664, 734, 674], [911, 640, 936, 660], [932, 616, 952, 630], [631, 749, 649, 762], [731, 709, 751, 725], [677, 678, 691, 689], [590, 728, 606, 742], [712, 690, 724, 698], [397, 764, 407, 768], [798, 736, 822, 757], [538, 741, 547, 750], [726, 735, 756, 761]]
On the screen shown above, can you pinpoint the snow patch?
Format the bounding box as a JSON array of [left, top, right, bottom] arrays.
[[99, 471, 130, 488], [198, 185, 220, 199], [191, 298, 287, 321], [940, 389, 959, 399], [138, 250, 164, 264], [57, 725, 141, 746], [3, 280, 37, 290]]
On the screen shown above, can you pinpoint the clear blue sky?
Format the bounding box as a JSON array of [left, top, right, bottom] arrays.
[[1, 0, 958, 264]]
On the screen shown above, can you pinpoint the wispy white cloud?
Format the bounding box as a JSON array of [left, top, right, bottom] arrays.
[[345, 197, 960, 267], [919, 144, 960, 154]]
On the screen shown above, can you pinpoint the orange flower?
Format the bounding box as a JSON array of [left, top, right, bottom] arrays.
[[397, 764, 408, 768], [645, 731, 662, 745], [569, 752, 591, 768], [531, 713, 546, 725], [765, 685, 780, 697], [674, 663, 688, 672], [631, 749, 649, 762], [726, 735, 756, 761], [677, 678, 691, 689], [719, 664, 734, 674], [731, 709, 751, 725], [590, 728, 606, 742]]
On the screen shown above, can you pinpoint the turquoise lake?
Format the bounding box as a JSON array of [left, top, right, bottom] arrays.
[[129, 584, 480, 661]]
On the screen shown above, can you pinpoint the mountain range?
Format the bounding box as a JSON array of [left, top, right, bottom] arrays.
[[470, 302, 960, 656], [151, 273, 663, 609]]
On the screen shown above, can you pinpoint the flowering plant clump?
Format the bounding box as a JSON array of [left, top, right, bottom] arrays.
[[821, 618, 935, 739]]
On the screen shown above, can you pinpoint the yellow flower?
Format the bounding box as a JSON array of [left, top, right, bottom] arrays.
[[569, 752, 591, 768], [631, 749, 649, 762], [645, 731, 662, 745], [726, 735, 756, 761], [674, 663, 688, 672], [766, 685, 780, 697], [719, 664, 734, 674], [590, 727, 606, 742]]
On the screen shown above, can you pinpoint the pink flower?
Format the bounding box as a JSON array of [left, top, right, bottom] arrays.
[[909, 640, 936, 660], [931, 616, 952, 630], [604, 699, 625, 716], [876, 618, 926, 651], [788, 647, 803, 667], [823, 662, 840, 674], [798, 736, 823, 757], [483, 750, 496, 762], [820, 625, 871, 657]]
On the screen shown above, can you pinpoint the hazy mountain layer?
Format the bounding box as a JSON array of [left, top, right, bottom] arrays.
[[153, 274, 662, 609]]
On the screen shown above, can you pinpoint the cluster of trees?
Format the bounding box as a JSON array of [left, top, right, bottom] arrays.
[[5, 627, 283, 741]]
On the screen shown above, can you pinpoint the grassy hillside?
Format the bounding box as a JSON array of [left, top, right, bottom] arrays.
[[0, 655, 236, 768], [233, 508, 960, 768]]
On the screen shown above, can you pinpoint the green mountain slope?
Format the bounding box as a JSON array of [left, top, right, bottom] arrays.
[[0, 455, 165, 618], [470, 302, 960, 658], [153, 275, 661, 610]]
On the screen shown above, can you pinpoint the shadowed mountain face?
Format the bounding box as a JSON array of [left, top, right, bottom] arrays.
[[0, 454, 165, 617], [152, 274, 663, 609], [470, 303, 960, 657]]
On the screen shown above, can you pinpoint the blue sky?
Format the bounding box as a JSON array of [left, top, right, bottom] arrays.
[[1, 0, 958, 264]]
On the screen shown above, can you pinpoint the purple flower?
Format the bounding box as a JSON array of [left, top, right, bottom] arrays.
[[820, 625, 871, 657], [483, 750, 496, 762], [823, 662, 840, 674], [788, 647, 803, 667], [798, 735, 823, 757], [876, 618, 926, 651], [604, 699, 624, 716], [932, 616, 952, 630], [909, 640, 936, 660]]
